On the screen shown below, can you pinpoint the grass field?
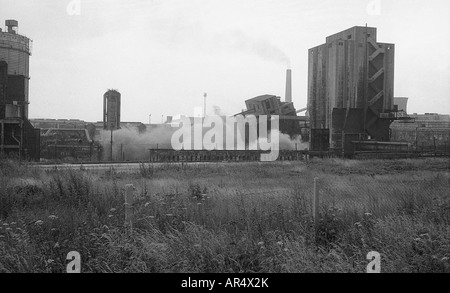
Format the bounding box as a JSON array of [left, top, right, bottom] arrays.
[[0, 157, 449, 273]]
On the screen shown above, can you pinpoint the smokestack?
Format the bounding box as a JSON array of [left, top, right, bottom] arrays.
[[285, 69, 292, 103]]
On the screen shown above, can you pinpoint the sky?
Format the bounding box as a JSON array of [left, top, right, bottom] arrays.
[[1, 0, 449, 123]]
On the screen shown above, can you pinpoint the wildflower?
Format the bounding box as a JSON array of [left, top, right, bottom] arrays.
[[276, 241, 283, 246], [283, 248, 289, 252], [35, 220, 44, 226], [48, 215, 58, 220]]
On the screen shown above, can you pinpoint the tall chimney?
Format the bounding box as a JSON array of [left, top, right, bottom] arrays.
[[285, 69, 292, 103]]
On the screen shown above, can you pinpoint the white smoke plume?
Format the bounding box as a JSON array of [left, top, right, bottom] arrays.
[[98, 119, 307, 161], [217, 29, 291, 67]]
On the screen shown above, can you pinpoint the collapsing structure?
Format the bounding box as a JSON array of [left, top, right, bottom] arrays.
[[239, 69, 309, 141], [0, 20, 40, 161], [308, 26, 401, 156]]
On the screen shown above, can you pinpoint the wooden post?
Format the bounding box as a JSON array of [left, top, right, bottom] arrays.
[[125, 184, 135, 229], [313, 177, 320, 240]]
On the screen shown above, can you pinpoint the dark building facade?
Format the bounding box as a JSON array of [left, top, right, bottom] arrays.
[[308, 26, 396, 154], [0, 20, 40, 161]]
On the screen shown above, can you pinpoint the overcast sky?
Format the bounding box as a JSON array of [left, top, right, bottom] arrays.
[[1, 0, 449, 122]]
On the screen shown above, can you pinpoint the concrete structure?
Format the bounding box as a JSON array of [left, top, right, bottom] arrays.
[[103, 90, 121, 130], [285, 69, 292, 103], [29, 118, 102, 161], [39, 128, 96, 161], [30, 119, 87, 131], [394, 97, 408, 114], [241, 94, 307, 140], [245, 95, 297, 116], [390, 113, 450, 153], [308, 26, 396, 154], [0, 20, 39, 161]]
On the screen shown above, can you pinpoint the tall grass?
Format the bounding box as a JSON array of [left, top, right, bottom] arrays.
[[0, 157, 449, 272]]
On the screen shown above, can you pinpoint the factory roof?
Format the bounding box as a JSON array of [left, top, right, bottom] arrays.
[[246, 95, 280, 102]]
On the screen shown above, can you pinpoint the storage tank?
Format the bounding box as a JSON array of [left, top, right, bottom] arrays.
[[103, 90, 121, 130], [0, 19, 32, 117]]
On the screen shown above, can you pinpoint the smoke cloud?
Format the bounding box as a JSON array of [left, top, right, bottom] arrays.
[[218, 30, 291, 67], [99, 119, 307, 161]]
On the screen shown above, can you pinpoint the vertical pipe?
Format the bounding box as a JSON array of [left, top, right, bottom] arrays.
[[110, 129, 113, 161], [363, 24, 368, 139], [203, 93, 207, 117]]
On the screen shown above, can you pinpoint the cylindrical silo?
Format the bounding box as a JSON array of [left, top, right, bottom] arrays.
[[0, 19, 32, 118], [103, 90, 121, 130]]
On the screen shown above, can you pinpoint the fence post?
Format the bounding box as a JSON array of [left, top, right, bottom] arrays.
[[313, 177, 320, 240], [125, 184, 135, 229]]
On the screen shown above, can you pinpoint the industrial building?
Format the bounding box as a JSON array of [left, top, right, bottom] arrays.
[[308, 26, 400, 155], [238, 69, 309, 141], [29, 119, 100, 161], [0, 20, 40, 161], [390, 98, 450, 153], [103, 89, 121, 130], [9, 19, 448, 163]]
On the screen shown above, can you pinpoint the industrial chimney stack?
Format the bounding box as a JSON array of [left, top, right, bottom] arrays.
[[285, 69, 292, 103]]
